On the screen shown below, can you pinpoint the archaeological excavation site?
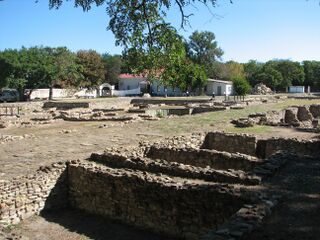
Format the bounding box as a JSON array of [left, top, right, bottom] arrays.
[[1, 96, 320, 240]]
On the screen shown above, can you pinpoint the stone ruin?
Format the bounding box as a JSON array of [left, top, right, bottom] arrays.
[[1, 131, 320, 240], [232, 104, 320, 130], [251, 83, 273, 95]]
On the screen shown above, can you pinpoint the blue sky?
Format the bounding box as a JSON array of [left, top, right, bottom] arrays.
[[0, 0, 319, 63]]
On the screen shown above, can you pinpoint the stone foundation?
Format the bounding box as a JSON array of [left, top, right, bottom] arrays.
[[0, 162, 68, 225], [146, 146, 261, 171], [68, 160, 247, 239], [202, 132, 257, 156], [90, 152, 261, 185], [1, 131, 318, 239], [43, 101, 90, 110], [201, 131, 320, 158]]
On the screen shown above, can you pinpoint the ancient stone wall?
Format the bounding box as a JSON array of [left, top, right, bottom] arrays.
[[201, 131, 320, 159], [68, 161, 246, 240], [90, 152, 261, 185], [43, 101, 90, 110], [146, 146, 261, 171], [202, 132, 257, 156], [257, 138, 320, 159], [0, 162, 68, 225]]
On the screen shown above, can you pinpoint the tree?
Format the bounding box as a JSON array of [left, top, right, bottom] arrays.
[[220, 61, 245, 80], [303, 61, 320, 89], [48, 0, 220, 88], [49, 0, 219, 30], [76, 50, 105, 87], [50, 47, 83, 88], [271, 60, 305, 89], [102, 54, 123, 86], [232, 77, 251, 96], [255, 66, 283, 91], [187, 31, 223, 66], [166, 59, 207, 92], [244, 60, 263, 86], [122, 23, 187, 87]]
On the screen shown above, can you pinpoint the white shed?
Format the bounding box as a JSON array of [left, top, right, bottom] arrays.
[[288, 86, 305, 93], [205, 79, 233, 96]]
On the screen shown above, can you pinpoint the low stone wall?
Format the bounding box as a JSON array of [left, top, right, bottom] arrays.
[[0, 162, 68, 225], [257, 138, 320, 159], [130, 98, 211, 106], [202, 132, 257, 156], [68, 161, 246, 240], [43, 101, 90, 110], [90, 152, 261, 185], [201, 131, 320, 159], [146, 146, 262, 171], [192, 106, 227, 114]]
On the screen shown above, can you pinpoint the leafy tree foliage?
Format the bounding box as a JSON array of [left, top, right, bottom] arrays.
[[102, 54, 123, 86], [187, 31, 223, 66], [254, 65, 282, 91], [232, 77, 251, 96], [49, 0, 219, 89], [242, 60, 307, 91], [272, 60, 305, 89], [210, 61, 245, 80], [76, 50, 105, 87], [0, 47, 84, 92], [122, 23, 188, 87], [303, 61, 320, 88], [244, 60, 263, 86]]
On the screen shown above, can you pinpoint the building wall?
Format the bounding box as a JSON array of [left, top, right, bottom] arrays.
[[205, 82, 233, 96], [150, 82, 183, 96], [118, 78, 145, 91], [288, 86, 305, 93]]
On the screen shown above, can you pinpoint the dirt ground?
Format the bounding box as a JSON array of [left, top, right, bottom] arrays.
[[247, 155, 320, 240], [0, 98, 319, 180], [10, 210, 175, 240]]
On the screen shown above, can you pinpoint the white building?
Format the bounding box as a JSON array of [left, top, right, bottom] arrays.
[[288, 86, 305, 93], [205, 79, 234, 96], [118, 74, 147, 91]]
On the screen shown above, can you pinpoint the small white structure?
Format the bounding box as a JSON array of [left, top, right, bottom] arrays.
[[98, 83, 115, 97], [26, 88, 76, 100], [288, 86, 305, 93], [118, 74, 147, 91], [205, 79, 233, 96], [74, 88, 97, 98]]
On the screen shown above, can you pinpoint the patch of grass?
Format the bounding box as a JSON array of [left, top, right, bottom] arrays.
[[225, 125, 273, 134], [142, 99, 320, 135]]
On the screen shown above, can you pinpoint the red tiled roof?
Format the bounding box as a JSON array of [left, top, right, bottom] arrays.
[[119, 73, 145, 79]]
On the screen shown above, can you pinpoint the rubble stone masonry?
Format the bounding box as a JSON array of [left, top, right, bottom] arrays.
[[68, 161, 246, 239], [0, 162, 68, 225]]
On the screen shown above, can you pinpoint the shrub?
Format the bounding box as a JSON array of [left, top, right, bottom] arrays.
[[232, 77, 251, 96]]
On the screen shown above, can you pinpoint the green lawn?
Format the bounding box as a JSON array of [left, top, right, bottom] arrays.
[[147, 99, 320, 135]]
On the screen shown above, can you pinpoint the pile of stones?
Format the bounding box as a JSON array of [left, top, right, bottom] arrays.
[[251, 83, 273, 95], [0, 134, 35, 144], [231, 104, 320, 129]]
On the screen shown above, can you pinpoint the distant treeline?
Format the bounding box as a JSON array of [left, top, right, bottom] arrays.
[[0, 46, 319, 94]]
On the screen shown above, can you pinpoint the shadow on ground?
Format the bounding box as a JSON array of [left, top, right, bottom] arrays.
[[247, 156, 320, 240], [11, 209, 176, 240]]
